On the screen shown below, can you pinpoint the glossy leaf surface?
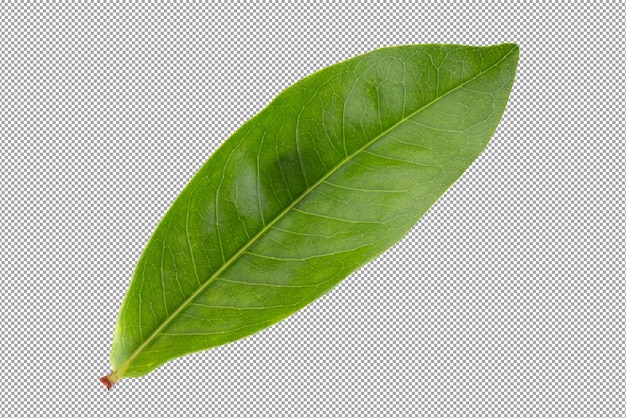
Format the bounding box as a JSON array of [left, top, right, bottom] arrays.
[[103, 43, 519, 387]]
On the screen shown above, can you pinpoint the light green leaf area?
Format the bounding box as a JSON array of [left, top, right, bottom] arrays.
[[106, 43, 519, 384]]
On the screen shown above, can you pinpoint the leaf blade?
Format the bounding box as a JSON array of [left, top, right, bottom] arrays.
[[107, 43, 519, 382]]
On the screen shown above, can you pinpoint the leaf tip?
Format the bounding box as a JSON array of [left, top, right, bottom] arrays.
[[503, 42, 520, 57]]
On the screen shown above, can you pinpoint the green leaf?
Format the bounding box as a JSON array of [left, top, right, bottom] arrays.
[[100, 43, 519, 389]]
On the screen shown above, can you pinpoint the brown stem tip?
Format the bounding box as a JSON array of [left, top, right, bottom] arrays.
[[99, 374, 115, 390]]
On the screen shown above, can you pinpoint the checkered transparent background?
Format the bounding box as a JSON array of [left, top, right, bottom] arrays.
[[1, 2, 624, 417]]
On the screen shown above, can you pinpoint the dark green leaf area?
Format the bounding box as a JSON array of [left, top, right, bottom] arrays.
[[110, 43, 518, 379]]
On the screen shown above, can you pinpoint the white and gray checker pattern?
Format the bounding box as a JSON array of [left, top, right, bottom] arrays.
[[1, 2, 625, 417]]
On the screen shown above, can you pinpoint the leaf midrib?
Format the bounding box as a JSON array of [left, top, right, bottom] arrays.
[[116, 47, 515, 376]]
